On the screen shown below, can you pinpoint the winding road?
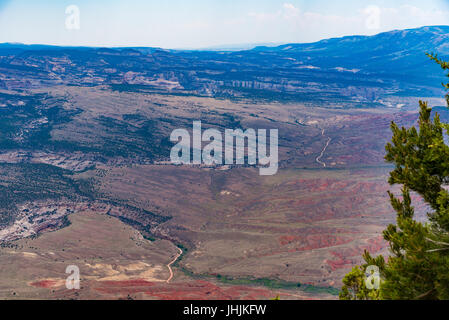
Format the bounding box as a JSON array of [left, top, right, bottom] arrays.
[[166, 247, 183, 283], [161, 125, 331, 285], [316, 129, 331, 168]]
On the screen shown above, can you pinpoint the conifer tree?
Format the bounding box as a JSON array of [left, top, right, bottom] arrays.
[[340, 54, 449, 300]]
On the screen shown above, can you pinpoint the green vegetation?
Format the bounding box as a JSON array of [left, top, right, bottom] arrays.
[[213, 274, 338, 295], [197, 271, 337, 295], [172, 243, 188, 268], [0, 163, 82, 226], [0, 93, 82, 152], [93, 115, 173, 160], [0, 91, 175, 162], [142, 235, 156, 242], [340, 54, 449, 300], [173, 242, 338, 295]]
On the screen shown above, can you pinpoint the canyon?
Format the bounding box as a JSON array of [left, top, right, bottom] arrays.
[[0, 26, 446, 299]]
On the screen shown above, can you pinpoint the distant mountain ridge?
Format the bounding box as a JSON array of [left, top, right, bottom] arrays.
[[2, 25, 448, 54], [0, 26, 448, 106], [253, 26, 449, 53], [251, 25, 449, 72]]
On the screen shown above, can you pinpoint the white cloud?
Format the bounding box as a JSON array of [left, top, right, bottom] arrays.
[[248, 3, 300, 22], [282, 3, 300, 19], [244, 3, 449, 44]]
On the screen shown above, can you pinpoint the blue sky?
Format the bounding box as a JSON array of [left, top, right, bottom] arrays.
[[0, 0, 448, 48]]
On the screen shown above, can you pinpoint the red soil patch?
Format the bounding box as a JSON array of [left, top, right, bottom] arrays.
[[325, 236, 387, 271], [100, 279, 155, 287], [30, 280, 60, 288], [94, 279, 274, 300]]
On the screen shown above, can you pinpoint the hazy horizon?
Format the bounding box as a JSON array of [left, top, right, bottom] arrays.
[[1, 24, 448, 51], [1, 0, 449, 49]]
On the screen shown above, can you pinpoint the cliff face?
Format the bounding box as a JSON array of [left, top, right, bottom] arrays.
[[0, 26, 447, 106], [0, 26, 447, 299]]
